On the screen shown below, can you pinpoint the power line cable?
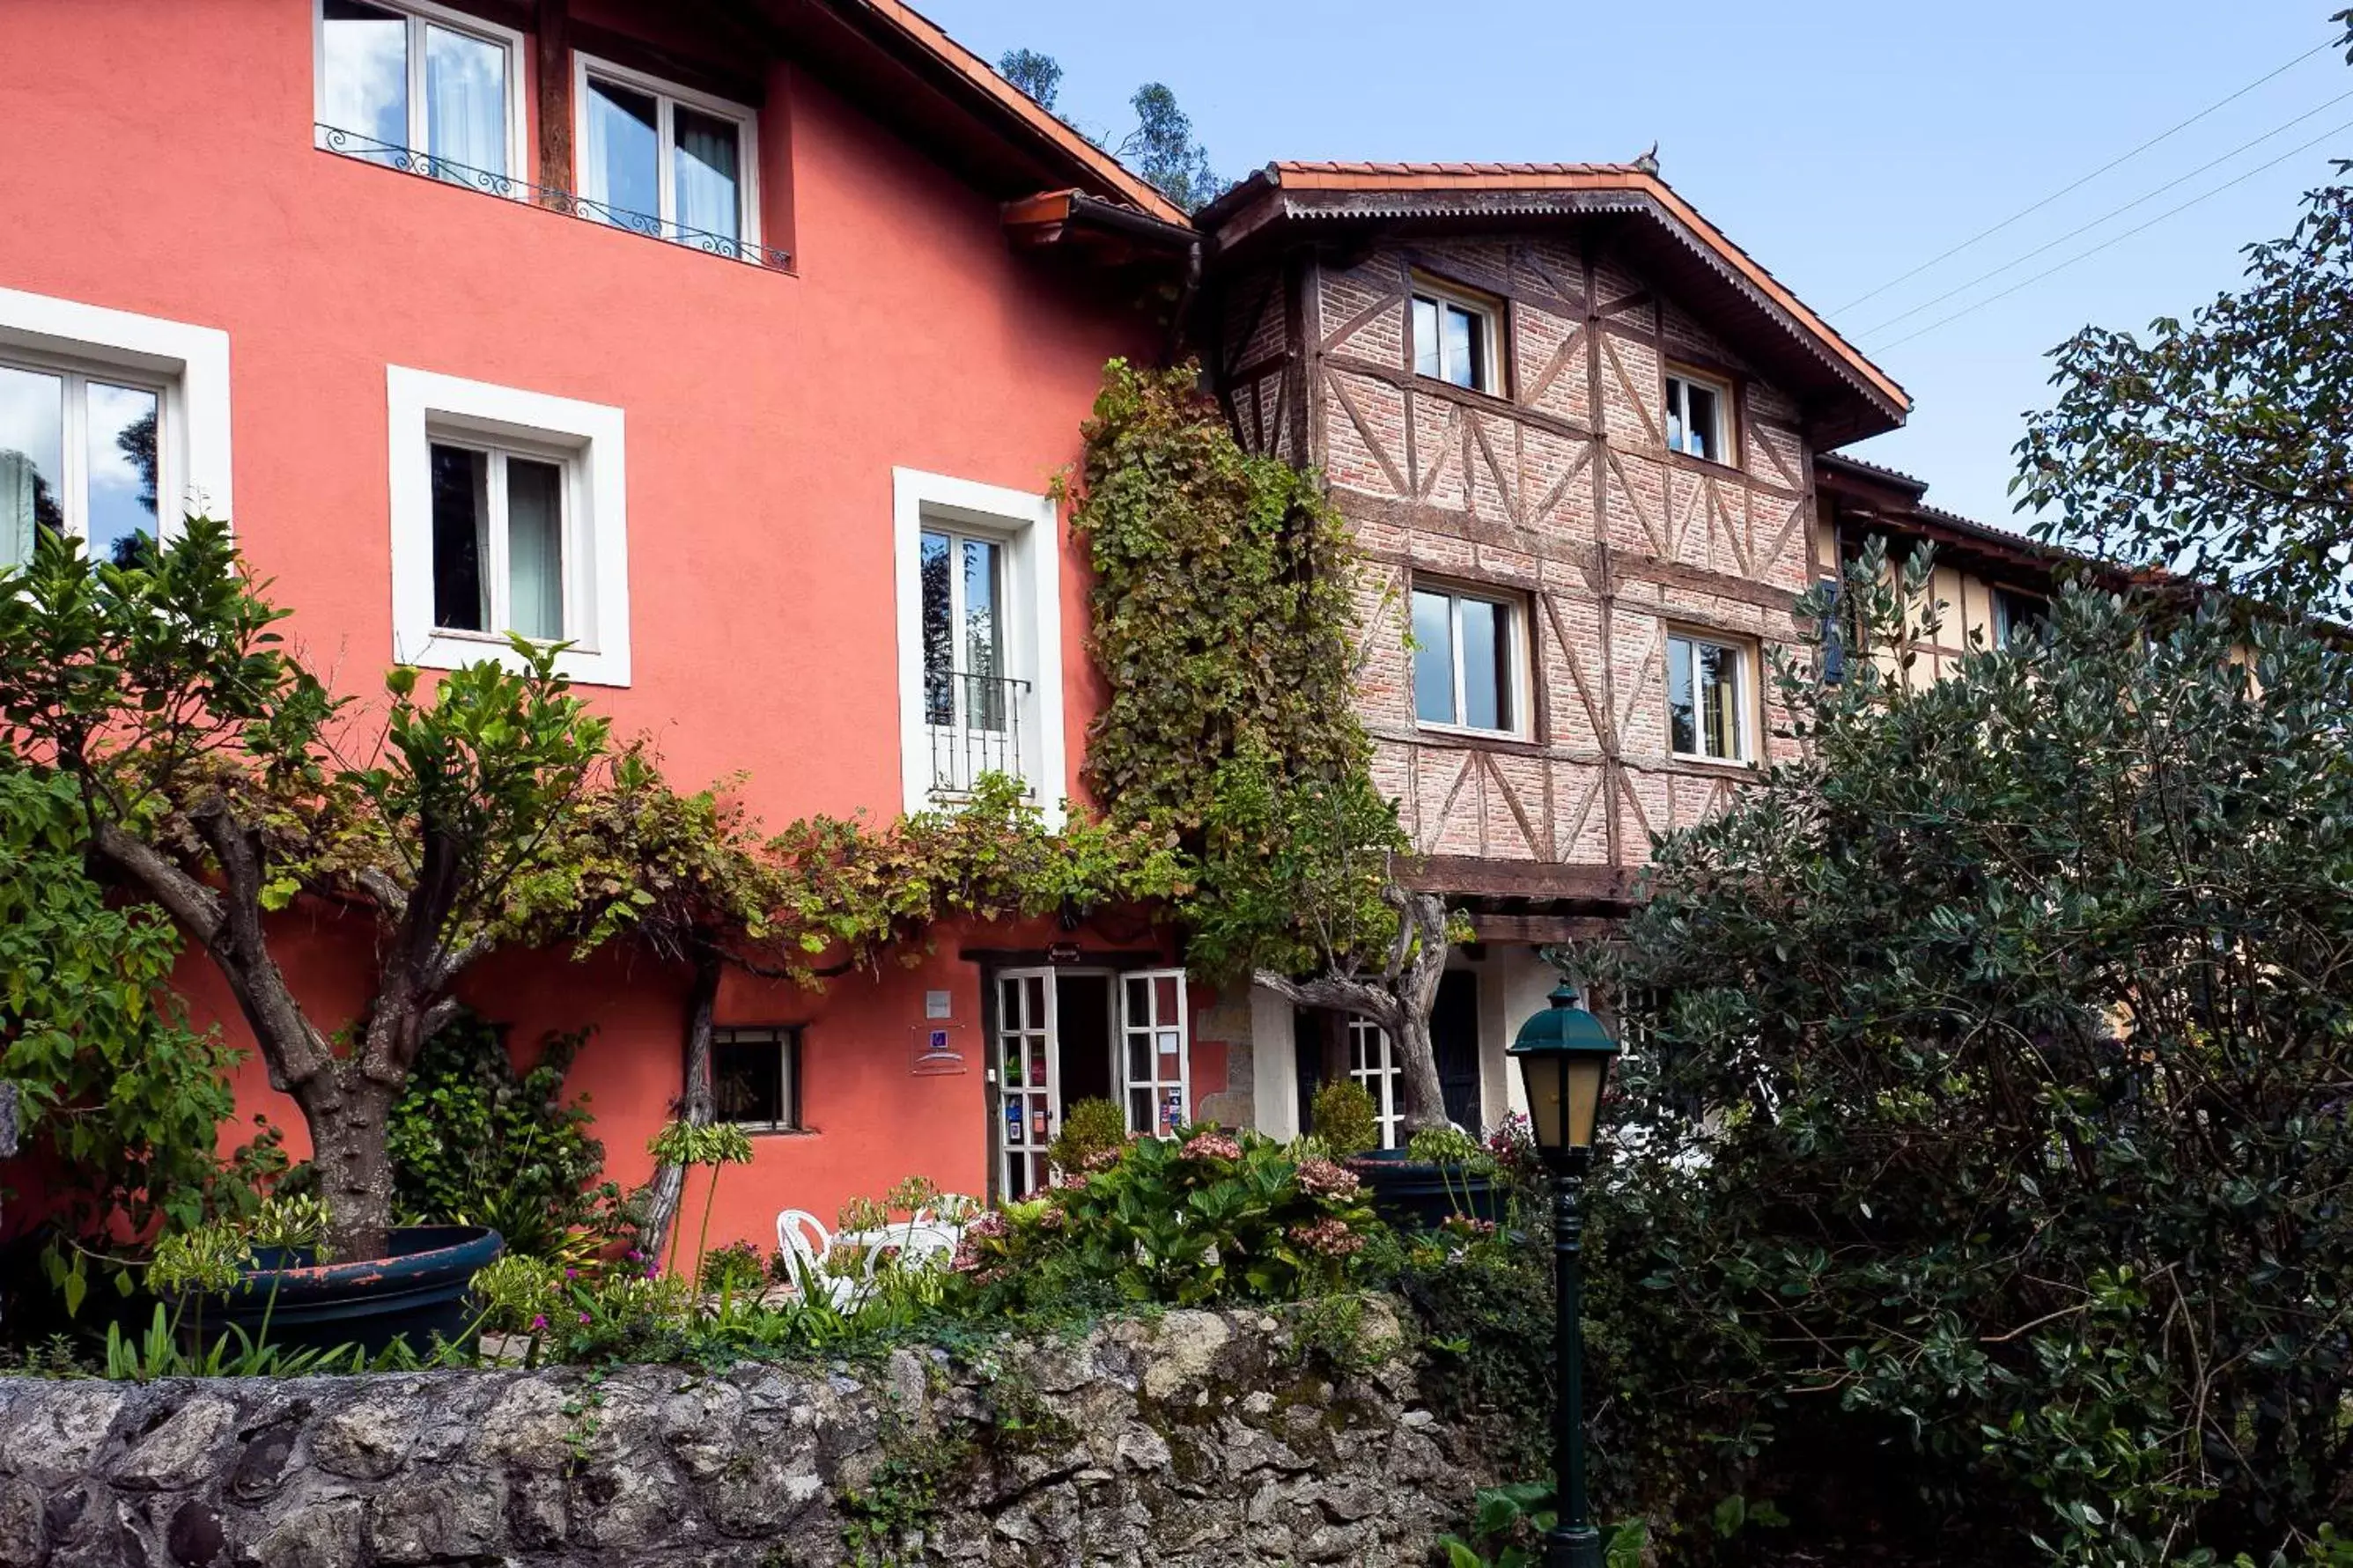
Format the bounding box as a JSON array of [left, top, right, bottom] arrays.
[[1873, 114, 2353, 352], [1834, 36, 2338, 313], [1858, 87, 2353, 339]]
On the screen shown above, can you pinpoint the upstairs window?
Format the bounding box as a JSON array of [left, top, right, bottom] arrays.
[[576, 56, 762, 258], [387, 367, 631, 687], [1991, 586, 2049, 646], [1667, 631, 1750, 762], [1412, 282, 1501, 394], [894, 470, 1067, 821], [1413, 584, 1524, 734], [315, 0, 525, 185], [1664, 368, 1731, 463], [920, 526, 1026, 792], [427, 436, 570, 642], [0, 358, 162, 571]]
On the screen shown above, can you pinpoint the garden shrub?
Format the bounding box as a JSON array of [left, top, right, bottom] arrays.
[[1309, 1078, 1379, 1158], [951, 1127, 1381, 1311], [1046, 1096, 1127, 1174], [385, 1012, 622, 1262], [1581, 558, 2353, 1564]]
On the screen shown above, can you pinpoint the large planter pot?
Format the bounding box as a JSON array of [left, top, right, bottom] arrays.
[[201, 1225, 503, 1358], [1349, 1149, 1501, 1233]]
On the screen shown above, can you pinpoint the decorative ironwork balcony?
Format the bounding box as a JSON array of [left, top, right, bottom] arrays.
[[926, 671, 1031, 797], [313, 125, 793, 270]]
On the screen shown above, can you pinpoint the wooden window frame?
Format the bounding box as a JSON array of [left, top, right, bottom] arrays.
[[1664, 628, 1755, 765], [1411, 578, 1534, 740], [1663, 364, 1737, 467], [1409, 274, 1507, 397]]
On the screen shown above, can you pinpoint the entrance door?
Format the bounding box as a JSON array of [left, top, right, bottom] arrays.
[[1431, 969, 1483, 1130], [994, 968, 1058, 1198], [1117, 969, 1191, 1137]]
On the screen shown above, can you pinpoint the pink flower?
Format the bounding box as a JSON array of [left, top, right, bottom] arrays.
[[952, 1241, 983, 1273], [1181, 1130, 1242, 1162], [1081, 1147, 1120, 1173], [964, 1210, 1008, 1240], [1295, 1158, 1361, 1199], [1035, 1205, 1064, 1230], [1287, 1218, 1365, 1258], [578, 1311, 591, 1323], [528, 1314, 548, 1331], [564, 1268, 579, 1279]]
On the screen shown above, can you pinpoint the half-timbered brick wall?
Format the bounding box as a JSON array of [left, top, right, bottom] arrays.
[[1218, 233, 1818, 895]]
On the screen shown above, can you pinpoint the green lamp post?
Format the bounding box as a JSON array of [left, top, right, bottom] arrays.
[[1508, 981, 1622, 1568]]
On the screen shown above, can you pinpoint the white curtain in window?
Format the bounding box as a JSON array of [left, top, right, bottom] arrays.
[[583, 78, 661, 234], [672, 106, 741, 243], [505, 458, 564, 641], [424, 24, 505, 178]]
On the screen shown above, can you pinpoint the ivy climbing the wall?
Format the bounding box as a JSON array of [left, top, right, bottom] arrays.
[[1064, 359, 1461, 1132]]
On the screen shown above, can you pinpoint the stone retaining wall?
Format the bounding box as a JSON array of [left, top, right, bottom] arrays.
[[0, 1303, 1489, 1566]]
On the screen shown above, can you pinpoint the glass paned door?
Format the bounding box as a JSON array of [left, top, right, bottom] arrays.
[[995, 969, 1058, 1199], [1118, 969, 1191, 1137], [1346, 1018, 1403, 1150]]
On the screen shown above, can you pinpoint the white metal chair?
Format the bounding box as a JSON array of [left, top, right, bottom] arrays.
[[774, 1208, 862, 1310]]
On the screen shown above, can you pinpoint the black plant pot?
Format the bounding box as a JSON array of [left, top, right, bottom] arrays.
[[1349, 1149, 1501, 1233], [198, 1225, 504, 1358]]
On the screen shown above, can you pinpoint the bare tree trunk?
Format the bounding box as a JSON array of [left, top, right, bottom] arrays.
[[637, 952, 720, 1261], [293, 1073, 401, 1260]]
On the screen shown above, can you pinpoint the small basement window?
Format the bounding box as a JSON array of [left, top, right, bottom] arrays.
[[1664, 368, 1732, 463], [712, 1027, 801, 1131], [1412, 283, 1501, 394], [1666, 631, 1750, 762]]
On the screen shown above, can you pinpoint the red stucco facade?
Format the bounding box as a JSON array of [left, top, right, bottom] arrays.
[[0, 0, 1193, 1247]]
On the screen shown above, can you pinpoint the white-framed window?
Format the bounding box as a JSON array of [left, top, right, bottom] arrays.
[[386, 366, 631, 686], [574, 53, 762, 256], [313, 0, 528, 187], [1411, 582, 1528, 735], [1346, 1017, 1403, 1152], [1664, 368, 1732, 463], [892, 469, 1066, 823], [0, 287, 232, 572], [1666, 630, 1751, 762], [1412, 280, 1501, 394], [712, 1027, 802, 1132]]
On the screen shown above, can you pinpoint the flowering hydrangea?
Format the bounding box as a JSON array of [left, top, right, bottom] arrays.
[[1294, 1158, 1361, 1199], [964, 1209, 1009, 1240], [951, 1240, 983, 1273], [1081, 1146, 1122, 1173], [1287, 1218, 1364, 1257], [1180, 1130, 1243, 1161]]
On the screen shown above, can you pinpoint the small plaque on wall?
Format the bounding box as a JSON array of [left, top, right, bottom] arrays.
[[1046, 941, 1082, 966], [911, 1024, 968, 1076], [925, 990, 952, 1020]]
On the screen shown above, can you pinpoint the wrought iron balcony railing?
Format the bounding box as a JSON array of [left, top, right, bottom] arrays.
[[926, 671, 1031, 797], [313, 125, 793, 270]]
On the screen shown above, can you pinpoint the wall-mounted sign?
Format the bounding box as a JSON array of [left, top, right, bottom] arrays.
[[924, 990, 952, 1020], [911, 1023, 967, 1076], [1046, 941, 1082, 966]]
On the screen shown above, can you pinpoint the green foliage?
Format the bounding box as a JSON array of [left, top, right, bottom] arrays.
[[0, 769, 274, 1242], [1066, 360, 1365, 842], [1114, 83, 1223, 211], [1309, 1078, 1380, 1159], [997, 47, 1062, 111], [1436, 1483, 1648, 1568], [950, 1127, 1380, 1311], [386, 1011, 620, 1262], [1045, 1095, 1128, 1173], [1581, 546, 2353, 1564], [2017, 151, 2353, 620], [697, 1239, 766, 1297]]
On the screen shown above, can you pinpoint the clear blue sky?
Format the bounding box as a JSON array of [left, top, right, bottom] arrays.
[[924, 0, 2348, 534]]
